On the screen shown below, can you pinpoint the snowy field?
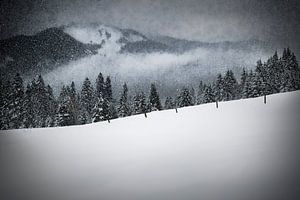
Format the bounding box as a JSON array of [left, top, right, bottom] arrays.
[[1, 91, 300, 200]]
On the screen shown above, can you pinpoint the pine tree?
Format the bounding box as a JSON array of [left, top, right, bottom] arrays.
[[202, 84, 215, 103], [44, 84, 57, 127], [281, 48, 300, 91], [148, 83, 162, 111], [118, 83, 131, 117], [242, 70, 252, 98], [223, 70, 238, 101], [264, 51, 281, 93], [164, 96, 174, 109], [30, 75, 50, 127], [104, 76, 113, 102], [240, 68, 248, 87], [242, 70, 263, 98], [95, 72, 105, 98], [196, 81, 205, 105], [251, 73, 264, 97], [80, 77, 94, 123], [109, 103, 118, 120], [0, 80, 11, 130], [55, 86, 73, 127], [67, 82, 78, 125], [92, 95, 110, 122], [8, 73, 25, 129], [178, 87, 193, 107], [23, 84, 34, 128], [255, 59, 272, 95], [190, 86, 196, 105], [213, 74, 225, 102], [133, 92, 147, 115], [238, 68, 248, 97]]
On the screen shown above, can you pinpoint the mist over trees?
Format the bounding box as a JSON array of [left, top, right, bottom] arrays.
[[1, 48, 299, 130]]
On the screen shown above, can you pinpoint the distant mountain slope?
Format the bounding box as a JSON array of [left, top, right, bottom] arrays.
[[150, 35, 273, 53], [1, 91, 299, 200], [0, 23, 273, 88], [120, 40, 169, 53], [0, 27, 101, 78]]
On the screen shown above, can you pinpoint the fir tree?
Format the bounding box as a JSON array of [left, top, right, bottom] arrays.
[[133, 92, 147, 115], [8, 73, 25, 129], [190, 86, 196, 105], [109, 103, 118, 120], [29, 75, 50, 127], [164, 96, 174, 109], [223, 70, 238, 101], [104, 76, 113, 102], [202, 84, 215, 103], [92, 95, 110, 122], [118, 83, 131, 117], [0, 80, 11, 130], [238, 68, 248, 97], [240, 68, 248, 87], [80, 77, 94, 123], [23, 84, 34, 128], [55, 86, 73, 126], [281, 48, 300, 91], [44, 84, 57, 127], [196, 81, 205, 105], [264, 51, 281, 93], [68, 82, 78, 125], [148, 83, 162, 111], [95, 72, 105, 98], [213, 74, 225, 102], [249, 73, 264, 98], [255, 59, 272, 95], [178, 87, 193, 107], [242, 70, 263, 98]]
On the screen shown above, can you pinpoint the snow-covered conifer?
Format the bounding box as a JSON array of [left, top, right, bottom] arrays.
[[148, 83, 162, 111], [178, 87, 193, 107], [80, 77, 94, 123], [164, 96, 174, 109], [118, 83, 131, 117], [202, 84, 215, 103]]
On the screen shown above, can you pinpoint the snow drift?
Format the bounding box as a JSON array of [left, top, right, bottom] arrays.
[[1, 91, 300, 200]]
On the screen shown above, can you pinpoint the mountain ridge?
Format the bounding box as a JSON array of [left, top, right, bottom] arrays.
[[0, 24, 273, 84]]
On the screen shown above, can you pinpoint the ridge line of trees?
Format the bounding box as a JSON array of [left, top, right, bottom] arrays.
[[0, 48, 299, 130]]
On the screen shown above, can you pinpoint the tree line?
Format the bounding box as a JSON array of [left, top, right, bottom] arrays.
[[0, 48, 299, 130]]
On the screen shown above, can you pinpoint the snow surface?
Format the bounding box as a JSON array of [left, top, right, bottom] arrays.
[[1, 91, 300, 200]]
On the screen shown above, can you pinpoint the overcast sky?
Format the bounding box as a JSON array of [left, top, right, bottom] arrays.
[[0, 0, 299, 52]]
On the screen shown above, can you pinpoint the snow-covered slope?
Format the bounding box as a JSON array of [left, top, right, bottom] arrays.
[[1, 91, 300, 200], [64, 24, 147, 55]]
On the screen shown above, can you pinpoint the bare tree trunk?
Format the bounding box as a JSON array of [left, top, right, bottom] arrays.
[[144, 112, 147, 118], [216, 101, 218, 108], [175, 107, 178, 113], [264, 95, 267, 104], [108, 119, 110, 123]]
